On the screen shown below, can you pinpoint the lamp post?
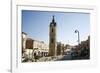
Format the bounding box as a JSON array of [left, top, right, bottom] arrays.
[[75, 29, 80, 45]]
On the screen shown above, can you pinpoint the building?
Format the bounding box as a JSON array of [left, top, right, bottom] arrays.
[[57, 42, 65, 55], [22, 32, 27, 57], [25, 38, 49, 58], [65, 44, 71, 52], [26, 38, 33, 49], [57, 42, 62, 55], [61, 44, 65, 55], [33, 40, 49, 57], [78, 36, 90, 58], [48, 15, 57, 56], [72, 36, 90, 59], [25, 38, 34, 59], [64, 44, 75, 54]]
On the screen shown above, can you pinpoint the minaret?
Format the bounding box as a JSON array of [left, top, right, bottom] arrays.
[[48, 15, 57, 56]]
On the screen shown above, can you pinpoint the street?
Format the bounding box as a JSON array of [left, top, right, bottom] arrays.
[[57, 53, 72, 61]]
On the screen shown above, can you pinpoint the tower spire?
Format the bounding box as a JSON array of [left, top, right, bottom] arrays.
[[52, 15, 55, 23]]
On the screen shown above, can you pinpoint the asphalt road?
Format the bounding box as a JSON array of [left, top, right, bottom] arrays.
[[59, 54, 72, 60]]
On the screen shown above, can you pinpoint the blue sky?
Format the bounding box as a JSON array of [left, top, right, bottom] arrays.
[[22, 10, 90, 45]]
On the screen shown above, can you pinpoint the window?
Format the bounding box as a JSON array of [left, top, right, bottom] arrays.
[[51, 38, 53, 43], [52, 28, 53, 32]]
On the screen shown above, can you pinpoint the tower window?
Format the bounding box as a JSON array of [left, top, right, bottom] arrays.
[[51, 38, 53, 43], [52, 28, 53, 32]]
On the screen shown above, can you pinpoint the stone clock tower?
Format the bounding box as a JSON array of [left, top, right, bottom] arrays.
[[48, 16, 57, 56]]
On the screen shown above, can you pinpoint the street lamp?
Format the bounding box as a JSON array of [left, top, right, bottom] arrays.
[[75, 29, 80, 45]]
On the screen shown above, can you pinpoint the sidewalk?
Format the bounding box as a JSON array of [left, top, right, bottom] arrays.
[[37, 55, 63, 62], [22, 55, 65, 62]]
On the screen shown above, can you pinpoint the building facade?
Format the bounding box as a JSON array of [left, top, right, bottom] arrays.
[[33, 40, 49, 57], [22, 32, 27, 57], [57, 42, 65, 55], [25, 38, 49, 58]]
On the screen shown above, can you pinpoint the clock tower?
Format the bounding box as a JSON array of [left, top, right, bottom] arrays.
[[48, 16, 57, 56]]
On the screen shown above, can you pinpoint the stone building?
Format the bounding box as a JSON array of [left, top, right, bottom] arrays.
[[22, 32, 27, 57], [57, 42, 62, 55], [48, 16, 57, 56], [26, 38, 33, 49], [61, 44, 65, 55], [33, 40, 49, 57], [25, 38, 49, 58], [25, 38, 34, 59], [57, 42, 65, 55]]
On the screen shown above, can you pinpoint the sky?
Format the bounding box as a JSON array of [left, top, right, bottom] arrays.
[[22, 10, 90, 46]]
